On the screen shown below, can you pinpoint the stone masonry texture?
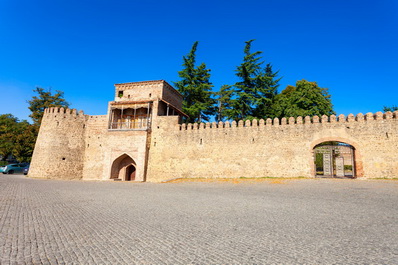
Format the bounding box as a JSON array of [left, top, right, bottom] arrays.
[[147, 113, 398, 181], [1, 174, 398, 264], [28, 80, 398, 182]]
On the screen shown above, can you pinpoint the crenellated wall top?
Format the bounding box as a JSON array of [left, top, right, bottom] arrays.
[[44, 107, 85, 116], [178, 111, 398, 131]]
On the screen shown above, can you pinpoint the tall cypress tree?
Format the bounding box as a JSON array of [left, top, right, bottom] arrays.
[[174, 42, 215, 123], [233, 40, 280, 120]]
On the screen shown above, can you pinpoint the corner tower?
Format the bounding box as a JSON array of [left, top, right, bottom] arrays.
[[29, 108, 86, 180]]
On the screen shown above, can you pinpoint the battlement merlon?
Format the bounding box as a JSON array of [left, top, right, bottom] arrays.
[[44, 107, 85, 117], [178, 111, 398, 131], [114, 80, 183, 110]]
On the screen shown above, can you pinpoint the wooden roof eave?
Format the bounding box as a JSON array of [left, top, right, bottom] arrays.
[[159, 99, 188, 118]]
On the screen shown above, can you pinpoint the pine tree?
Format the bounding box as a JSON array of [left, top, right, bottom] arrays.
[[383, 106, 398, 112], [215, 85, 234, 122], [174, 42, 215, 123], [254, 63, 280, 118], [234, 40, 280, 120]]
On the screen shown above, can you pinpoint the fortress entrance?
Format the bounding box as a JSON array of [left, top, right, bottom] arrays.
[[126, 165, 136, 181], [110, 154, 137, 181], [313, 142, 355, 178]]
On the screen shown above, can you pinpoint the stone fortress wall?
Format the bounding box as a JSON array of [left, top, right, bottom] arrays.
[[29, 80, 398, 182], [147, 112, 398, 181]]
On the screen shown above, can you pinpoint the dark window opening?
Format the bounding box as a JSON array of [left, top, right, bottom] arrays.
[[157, 101, 179, 117]]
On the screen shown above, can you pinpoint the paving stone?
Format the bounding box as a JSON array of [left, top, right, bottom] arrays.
[[0, 175, 397, 264]]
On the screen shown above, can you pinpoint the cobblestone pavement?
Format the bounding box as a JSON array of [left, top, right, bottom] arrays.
[[0, 175, 397, 264]]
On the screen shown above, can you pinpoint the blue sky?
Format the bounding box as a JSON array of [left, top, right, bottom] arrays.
[[1, 0, 397, 122]]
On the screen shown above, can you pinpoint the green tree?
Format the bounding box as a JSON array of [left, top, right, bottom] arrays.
[[0, 114, 19, 160], [28, 87, 70, 125], [272, 80, 334, 118], [270, 84, 296, 118], [0, 114, 37, 162], [254, 63, 281, 118], [233, 40, 280, 120], [174, 42, 216, 123], [215, 85, 234, 122], [383, 106, 398, 112], [13, 122, 38, 162]]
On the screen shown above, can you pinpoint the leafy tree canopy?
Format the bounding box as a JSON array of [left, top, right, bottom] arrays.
[[0, 114, 37, 162], [0, 114, 19, 160], [0, 87, 71, 162], [271, 80, 335, 118], [28, 87, 70, 125]]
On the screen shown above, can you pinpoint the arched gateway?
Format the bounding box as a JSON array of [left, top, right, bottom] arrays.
[[312, 140, 360, 178], [110, 154, 136, 181]]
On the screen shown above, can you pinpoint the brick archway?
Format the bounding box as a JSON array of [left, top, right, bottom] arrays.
[[309, 137, 364, 178], [110, 154, 137, 181]]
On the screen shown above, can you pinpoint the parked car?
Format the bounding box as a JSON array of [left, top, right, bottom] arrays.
[[0, 163, 28, 174], [23, 165, 29, 175]]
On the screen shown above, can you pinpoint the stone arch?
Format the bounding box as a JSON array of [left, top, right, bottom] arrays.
[[309, 137, 364, 178], [110, 154, 137, 181]]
